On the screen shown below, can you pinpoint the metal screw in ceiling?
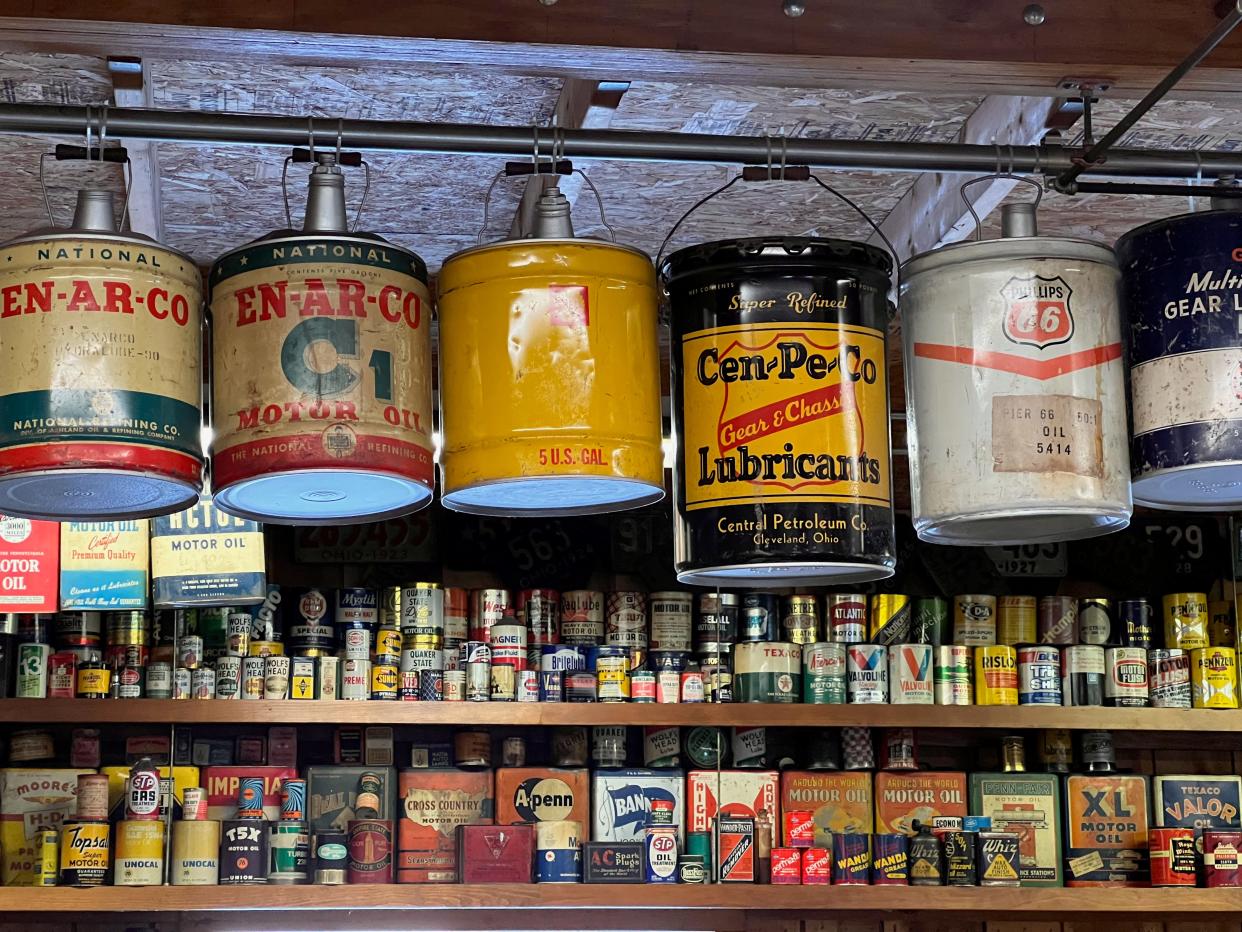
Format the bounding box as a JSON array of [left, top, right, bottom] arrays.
[[783, 0, 807, 16], [1023, 4, 1047, 26]]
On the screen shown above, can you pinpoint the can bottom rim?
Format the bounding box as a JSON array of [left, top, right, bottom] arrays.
[[1133, 462, 1242, 511], [442, 476, 664, 517], [915, 507, 1130, 546], [0, 469, 200, 521], [677, 561, 895, 588], [213, 470, 433, 524]]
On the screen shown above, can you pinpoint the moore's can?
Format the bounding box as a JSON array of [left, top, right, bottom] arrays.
[[1105, 646, 1149, 707], [802, 642, 847, 704], [846, 644, 888, 704], [1149, 649, 1192, 708], [934, 645, 973, 705], [888, 644, 934, 704], [664, 237, 895, 586], [1192, 646, 1239, 709], [974, 645, 1017, 705], [1017, 646, 1062, 705]]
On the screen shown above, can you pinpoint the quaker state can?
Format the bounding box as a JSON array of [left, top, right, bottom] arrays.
[[846, 644, 887, 703], [870, 594, 911, 646], [1149, 649, 1192, 708], [997, 596, 1037, 645], [60, 821, 111, 886], [888, 644, 933, 704], [1017, 645, 1062, 705], [1164, 592, 1208, 650], [934, 644, 972, 705], [1192, 646, 1239, 709], [953, 595, 997, 646], [1105, 646, 1149, 707], [974, 645, 1017, 705], [911, 596, 947, 646], [802, 642, 847, 703], [827, 594, 867, 643]]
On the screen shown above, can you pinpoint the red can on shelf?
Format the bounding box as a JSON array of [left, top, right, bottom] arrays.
[[771, 847, 802, 884], [1149, 827, 1196, 887], [801, 846, 831, 885], [1206, 830, 1242, 887]]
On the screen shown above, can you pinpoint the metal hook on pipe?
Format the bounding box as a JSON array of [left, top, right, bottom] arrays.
[[307, 116, 315, 161], [336, 118, 343, 163], [779, 134, 788, 181]]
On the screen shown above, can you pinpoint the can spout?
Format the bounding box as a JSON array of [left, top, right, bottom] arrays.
[[530, 182, 576, 239], [302, 162, 349, 233], [70, 190, 118, 233], [1001, 202, 1038, 238]]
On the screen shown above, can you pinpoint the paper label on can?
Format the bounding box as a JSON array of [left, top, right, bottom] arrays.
[[1132, 347, 1242, 436], [970, 774, 1062, 885], [1065, 775, 1149, 885], [680, 320, 889, 519], [0, 516, 58, 612], [60, 521, 150, 609], [209, 241, 433, 490], [991, 394, 1104, 478], [151, 500, 266, 607]]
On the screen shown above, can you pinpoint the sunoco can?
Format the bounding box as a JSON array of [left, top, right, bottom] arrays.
[[1017, 646, 1062, 705], [114, 820, 166, 886], [371, 663, 399, 700], [871, 834, 909, 885], [911, 596, 947, 646], [1120, 599, 1154, 649], [997, 596, 1037, 645], [1062, 644, 1106, 706], [1038, 596, 1077, 645], [1105, 646, 1149, 707], [889, 644, 934, 704], [1149, 649, 1192, 708], [974, 645, 1017, 705], [60, 821, 111, 887], [934, 645, 973, 705], [847, 644, 887, 703], [561, 590, 604, 645], [870, 594, 911, 646], [1164, 593, 1209, 651], [649, 592, 692, 651], [802, 642, 847, 703], [953, 595, 997, 646], [781, 594, 819, 644], [348, 819, 394, 884], [1192, 646, 1238, 709]]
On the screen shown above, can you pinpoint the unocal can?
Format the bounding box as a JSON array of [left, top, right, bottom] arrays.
[[934, 644, 973, 705], [870, 594, 911, 646], [1150, 826, 1197, 887], [1163, 592, 1209, 650], [649, 592, 692, 651], [847, 643, 888, 703], [664, 236, 895, 586], [535, 819, 583, 883], [0, 189, 203, 519], [953, 595, 997, 646], [171, 819, 220, 886], [733, 641, 801, 703], [209, 165, 434, 524], [114, 819, 166, 886], [1105, 646, 1149, 707], [1117, 208, 1242, 509], [888, 643, 933, 704], [901, 203, 1131, 544], [997, 596, 1037, 645], [1193, 646, 1239, 709], [974, 645, 1017, 705], [1149, 649, 1192, 708], [438, 216, 663, 517], [828, 594, 868, 644], [802, 642, 847, 703], [1017, 645, 1062, 705]]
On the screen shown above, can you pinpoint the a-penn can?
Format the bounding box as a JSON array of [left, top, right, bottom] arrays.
[[888, 643, 934, 704], [933, 645, 973, 705], [1105, 646, 1149, 707], [846, 643, 888, 704], [973, 645, 1017, 705], [1062, 644, 1106, 706], [781, 594, 819, 644], [1149, 649, 1192, 708], [1017, 646, 1062, 705], [1192, 646, 1239, 709], [649, 592, 693, 651], [911, 596, 947, 646], [802, 642, 847, 704], [831, 833, 871, 884], [827, 594, 868, 644], [953, 595, 997, 646], [870, 594, 911, 646], [1037, 596, 1077, 645], [1164, 593, 1209, 651], [1120, 599, 1154, 649], [347, 819, 394, 884], [997, 596, 1037, 645], [871, 833, 909, 885], [1150, 827, 1197, 887], [60, 821, 111, 887], [114, 820, 166, 886]]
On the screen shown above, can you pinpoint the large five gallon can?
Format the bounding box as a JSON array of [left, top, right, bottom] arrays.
[[0, 190, 203, 519], [663, 237, 896, 586], [901, 203, 1131, 545], [1116, 207, 1242, 509]]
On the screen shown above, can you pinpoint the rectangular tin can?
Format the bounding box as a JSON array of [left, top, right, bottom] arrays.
[[870, 833, 908, 884], [1064, 774, 1150, 886], [717, 816, 754, 882], [875, 771, 968, 836], [944, 830, 976, 885], [1153, 774, 1242, 836], [800, 845, 831, 884], [969, 771, 1062, 886], [583, 841, 644, 883], [781, 771, 872, 845], [977, 831, 1021, 886], [1205, 829, 1242, 887], [1149, 826, 1196, 886]]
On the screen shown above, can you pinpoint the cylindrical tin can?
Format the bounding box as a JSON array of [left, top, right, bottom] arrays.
[[289, 587, 334, 654], [595, 646, 630, 702], [280, 779, 307, 822], [370, 662, 399, 700], [264, 654, 291, 700], [733, 641, 801, 703], [57, 611, 103, 647], [630, 669, 655, 702], [379, 586, 401, 629], [953, 595, 997, 646], [182, 787, 207, 822], [802, 642, 847, 703], [901, 216, 1131, 544], [420, 668, 445, 701], [831, 833, 871, 884], [1062, 644, 1106, 706], [560, 590, 604, 645], [490, 623, 527, 668], [1211, 600, 1238, 648], [841, 726, 875, 770], [220, 818, 270, 884], [314, 832, 349, 885], [443, 668, 466, 701], [236, 777, 266, 820], [695, 591, 738, 645], [336, 587, 378, 630], [33, 828, 57, 886], [454, 729, 491, 769], [739, 592, 779, 642], [1120, 599, 1154, 649], [732, 726, 767, 767], [974, 645, 1017, 705], [911, 596, 948, 646], [439, 232, 663, 517], [781, 594, 819, 644], [1079, 598, 1116, 646], [0, 191, 203, 519], [1038, 595, 1078, 645], [880, 728, 919, 770], [997, 596, 1037, 645], [490, 663, 516, 702], [444, 587, 469, 643], [240, 655, 265, 699], [934, 644, 973, 705], [342, 626, 371, 661], [535, 819, 583, 883], [270, 820, 310, 884], [1149, 648, 1193, 708], [592, 726, 627, 768], [1150, 827, 1197, 887], [347, 818, 394, 884], [606, 591, 647, 650], [643, 726, 680, 768], [114, 819, 166, 886], [17, 642, 50, 697], [226, 612, 252, 657], [649, 592, 693, 651], [827, 594, 868, 644], [1105, 646, 1149, 707], [209, 194, 434, 523], [870, 594, 911, 646], [215, 655, 241, 699], [1117, 209, 1242, 509], [75, 660, 109, 698], [400, 583, 443, 640], [846, 643, 888, 703], [871, 833, 909, 885], [888, 643, 934, 704], [76, 773, 110, 822], [1164, 592, 1209, 650], [173, 665, 192, 699], [1018, 645, 1062, 705], [170, 820, 221, 886], [664, 237, 895, 585], [1193, 646, 1239, 709], [190, 666, 215, 700], [60, 820, 111, 887]]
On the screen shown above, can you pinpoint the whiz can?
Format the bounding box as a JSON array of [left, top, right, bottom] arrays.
[[1193, 646, 1239, 709], [1149, 649, 1192, 708], [846, 644, 887, 703], [1017, 646, 1061, 705], [973, 645, 1017, 705], [888, 644, 933, 704], [934, 645, 972, 705], [1105, 646, 1149, 707]]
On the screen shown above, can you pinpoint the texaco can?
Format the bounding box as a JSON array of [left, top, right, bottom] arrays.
[[846, 644, 888, 703], [209, 164, 434, 524], [664, 237, 895, 586], [901, 204, 1131, 544], [889, 644, 934, 704], [1149, 649, 1192, 708], [733, 641, 801, 703], [0, 190, 203, 519], [1117, 209, 1242, 509]]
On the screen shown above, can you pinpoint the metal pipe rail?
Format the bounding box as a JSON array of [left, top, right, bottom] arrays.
[[3, 103, 1242, 180]]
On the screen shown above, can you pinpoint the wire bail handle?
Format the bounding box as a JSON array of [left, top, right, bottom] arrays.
[[282, 116, 371, 232], [960, 165, 1045, 242], [38, 103, 133, 231]]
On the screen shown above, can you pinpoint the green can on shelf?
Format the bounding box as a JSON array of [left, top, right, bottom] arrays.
[[803, 642, 846, 703]]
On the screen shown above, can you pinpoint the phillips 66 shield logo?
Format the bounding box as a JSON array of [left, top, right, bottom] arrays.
[[1001, 275, 1074, 349]]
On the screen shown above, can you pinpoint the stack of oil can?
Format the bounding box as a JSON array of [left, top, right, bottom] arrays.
[[5, 586, 1237, 711]]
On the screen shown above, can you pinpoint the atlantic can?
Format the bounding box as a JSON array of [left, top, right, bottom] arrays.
[[1017, 645, 1062, 705], [846, 644, 888, 704], [827, 594, 868, 644], [664, 237, 895, 585]]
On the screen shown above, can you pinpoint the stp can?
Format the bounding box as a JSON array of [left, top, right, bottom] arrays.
[[974, 645, 1017, 705], [1192, 646, 1239, 709]]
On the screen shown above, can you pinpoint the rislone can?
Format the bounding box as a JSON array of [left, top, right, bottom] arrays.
[[1150, 827, 1197, 887], [953, 595, 997, 646], [828, 594, 868, 643], [734, 641, 800, 703], [974, 645, 1017, 705], [1164, 593, 1209, 650], [114, 819, 166, 886], [1062, 645, 1106, 706], [220, 819, 269, 884], [802, 642, 847, 703], [209, 174, 434, 524], [171, 820, 221, 885], [1038, 596, 1078, 645], [665, 237, 896, 586], [1018, 646, 1062, 705], [1105, 647, 1149, 707], [870, 594, 911, 646], [997, 596, 1037, 645], [1149, 649, 1192, 708], [60, 821, 111, 887], [1120, 599, 1154, 649], [347, 819, 394, 884], [847, 644, 888, 703], [889, 644, 934, 704], [911, 596, 947, 646], [934, 644, 973, 705], [831, 834, 871, 884], [871, 833, 909, 885], [1193, 646, 1239, 709]]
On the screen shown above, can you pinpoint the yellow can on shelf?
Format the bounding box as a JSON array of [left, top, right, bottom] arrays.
[[974, 645, 1018, 705], [1163, 592, 1208, 651], [114, 819, 166, 886], [1192, 646, 1238, 709], [437, 220, 664, 516]]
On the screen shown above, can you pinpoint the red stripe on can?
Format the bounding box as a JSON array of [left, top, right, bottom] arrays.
[[0, 441, 201, 483]]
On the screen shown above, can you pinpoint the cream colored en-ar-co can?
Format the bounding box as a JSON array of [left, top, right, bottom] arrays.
[[997, 596, 1037, 645], [1192, 646, 1239, 709]]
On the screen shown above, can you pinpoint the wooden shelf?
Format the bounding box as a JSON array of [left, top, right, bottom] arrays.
[[1, 698, 1241, 731]]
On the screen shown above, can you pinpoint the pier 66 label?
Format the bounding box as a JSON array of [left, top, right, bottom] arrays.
[[681, 321, 890, 519]]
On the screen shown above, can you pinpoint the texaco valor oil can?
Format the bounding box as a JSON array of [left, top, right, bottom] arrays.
[[210, 156, 433, 524], [663, 237, 895, 586], [0, 189, 203, 519]]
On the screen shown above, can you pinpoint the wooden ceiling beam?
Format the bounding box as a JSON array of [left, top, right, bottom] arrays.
[[106, 56, 163, 240]]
